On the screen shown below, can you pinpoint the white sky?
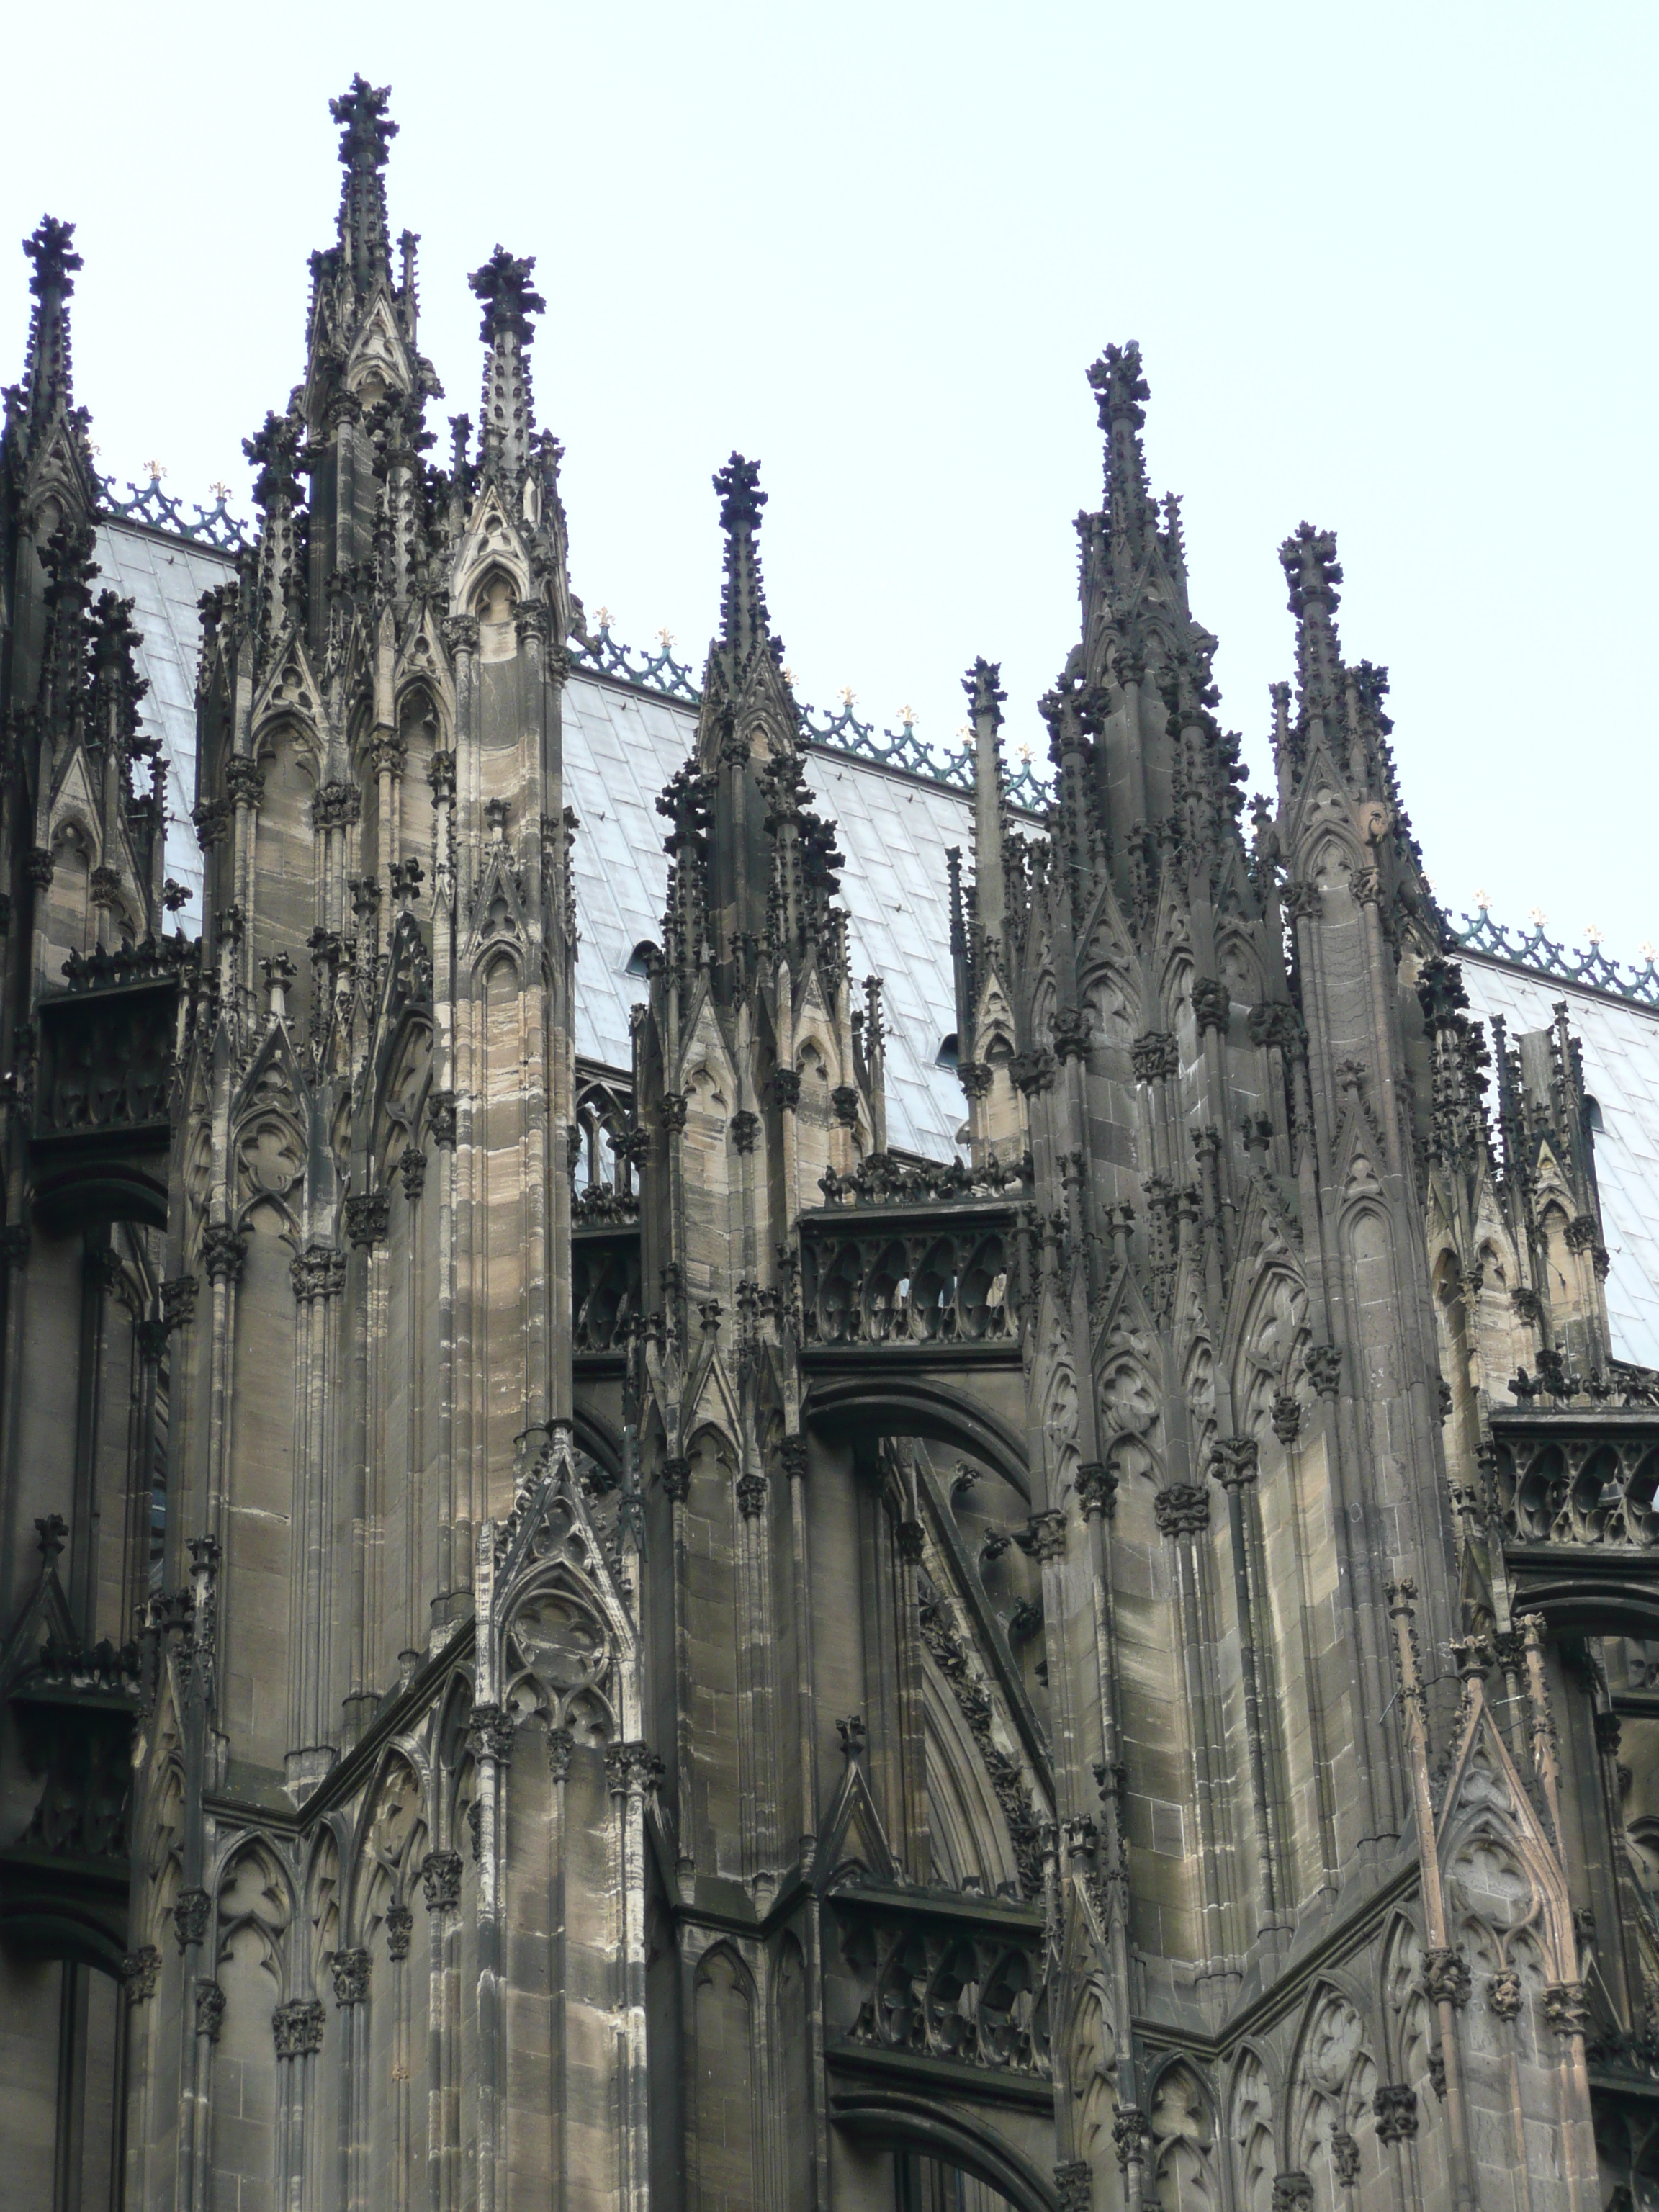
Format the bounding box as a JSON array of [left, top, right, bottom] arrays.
[[4, 1, 1653, 961]]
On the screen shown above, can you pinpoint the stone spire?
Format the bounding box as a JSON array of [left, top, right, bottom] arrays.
[[963, 657, 1007, 950], [469, 246, 544, 484], [243, 407, 305, 643], [329, 74, 397, 301], [711, 452, 776, 680], [1278, 521, 1344, 726], [1087, 340, 1154, 567], [14, 216, 82, 454]]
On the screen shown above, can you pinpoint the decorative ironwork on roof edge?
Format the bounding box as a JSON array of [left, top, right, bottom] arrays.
[[1446, 907, 1659, 1011], [97, 469, 248, 553]]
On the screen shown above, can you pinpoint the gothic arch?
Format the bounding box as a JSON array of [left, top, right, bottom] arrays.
[[1146, 2053, 1220, 2208], [828, 2090, 1060, 2212]]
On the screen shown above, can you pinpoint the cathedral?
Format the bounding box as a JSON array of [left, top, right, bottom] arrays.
[[6, 75, 1659, 2212]]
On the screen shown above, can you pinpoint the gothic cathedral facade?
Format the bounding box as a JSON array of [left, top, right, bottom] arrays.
[[1, 78, 1655, 2212]]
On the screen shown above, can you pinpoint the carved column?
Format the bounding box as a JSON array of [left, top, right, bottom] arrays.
[[372, 729, 406, 901], [420, 1848, 463, 2212], [468, 1696, 514, 2212], [606, 1739, 658, 2212], [289, 1243, 344, 1789], [1210, 1436, 1284, 1939], [225, 755, 264, 1000], [273, 1996, 325, 2211], [332, 1946, 370, 2212], [546, 1725, 572, 2211], [201, 1226, 247, 1546], [344, 1193, 389, 1734]]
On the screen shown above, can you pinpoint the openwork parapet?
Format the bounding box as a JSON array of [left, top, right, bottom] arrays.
[[800, 1210, 1017, 1349], [1490, 1409, 1659, 1549], [834, 1887, 1050, 2079]]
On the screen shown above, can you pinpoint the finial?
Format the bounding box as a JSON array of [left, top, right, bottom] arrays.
[[962, 657, 1006, 726], [1086, 341, 1148, 433], [1278, 521, 1343, 620], [329, 75, 397, 176], [467, 246, 545, 348], [22, 215, 81, 302], [714, 451, 766, 531]]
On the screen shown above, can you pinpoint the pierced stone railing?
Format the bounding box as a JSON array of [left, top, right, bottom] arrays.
[[571, 1225, 641, 1355], [832, 1884, 1050, 2080], [799, 1209, 1017, 1350], [1490, 1410, 1659, 1550]]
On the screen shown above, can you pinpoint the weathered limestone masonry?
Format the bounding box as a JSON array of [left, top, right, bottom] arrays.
[[1, 75, 1656, 2212]]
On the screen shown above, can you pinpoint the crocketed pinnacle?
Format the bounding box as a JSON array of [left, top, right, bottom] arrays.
[[17, 216, 81, 450], [330, 76, 397, 299], [713, 454, 777, 673], [469, 246, 544, 482], [1087, 341, 1154, 561], [962, 657, 1007, 947], [1279, 521, 1344, 720]]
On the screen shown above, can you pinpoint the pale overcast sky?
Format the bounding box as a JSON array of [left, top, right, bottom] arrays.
[[4, 2, 1653, 961]]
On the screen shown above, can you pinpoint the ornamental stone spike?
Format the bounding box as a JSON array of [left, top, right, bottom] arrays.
[[711, 451, 775, 677], [328, 74, 398, 300], [1086, 339, 1154, 562], [469, 244, 544, 483], [963, 656, 1007, 951], [17, 215, 83, 451]]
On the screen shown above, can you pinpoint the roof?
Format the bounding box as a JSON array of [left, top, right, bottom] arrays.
[[89, 520, 1659, 1363], [1461, 957, 1659, 1369], [93, 518, 228, 921]]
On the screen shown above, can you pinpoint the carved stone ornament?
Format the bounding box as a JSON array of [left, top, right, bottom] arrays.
[[1565, 1213, 1599, 1254], [385, 1903, 413, 1961], [547, 1725, 574, 1784], [1076, 1462, 1118, 1521], [1112, 2107, 1148, 2169], [1051, 1007, 1093, 1061], [729, 1108, 760, 1154], [831, 1083, 860, 1128], [1192, 978, 1230, 1035], [25, 845, 55, 887], [1, 1224, 31, 1269], [1248, 999, 1304, 1053], [1270, 1390, 1302, 1445], [957, 1060, 993, 1100], [174, 1887, 210, 1950], [1304, 1344, 1343, 1397], [765, 1068, 801, 1112], [736, 1470, 768, 1519], [201, 1225, 248, 1285], [191, 801, 230, 850], [195, 1978, 226, 2041], [468, 1701, 516, 1765], [418, 1848, 462, 1912], [660, 1455, 692, 1503], [837, 1713, 866, 1761], [1154, 1483, 1210, 1539], [331, 1947, 370, 2007], [892, 1516, 925, 1565], [660, 1090, 689, 1133], [399, 1148, 427, 1202], [1331, 2131, 1361, 2185], [1486, 1969, 1522, 2020], [1272, 2177, 1315, 2212], [428, 1090, 458, 1148], [1374, 2082, 1419, 2141], [272, 1997, 326, 2056], [441, 613, 480, 655], [225, 756, 266, 809], [1542, 1980, 1590, 2037], [345, 1191, 390, 1247], [1054, 2159, 1092, 2212], [426, 750, 457, 801], [1027, 1508, 1066, 1563], [311, 781, 362, 831], [290, 1244, 346, 1303], [1010, 1047, 1056, 1095], [1130, 1031, 1179, 1083], [1422, 1946, 1471, 2008], [604, 1739, 661, 1797], [1210, 1436, 1259, 1490], [122, 1944, 161, 2002], [778, 1436, 809, 1483]]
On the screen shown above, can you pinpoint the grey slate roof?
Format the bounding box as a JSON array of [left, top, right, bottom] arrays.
[[89, 521, 1659, 1364], [94, 520, 227, 922], [1461, 956, 1659, 1370]]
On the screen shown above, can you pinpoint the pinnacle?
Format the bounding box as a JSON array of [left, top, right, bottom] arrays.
[[712, 454, 776, 666], [1279, 521, 1343, 619], [1087, 341, 1154, 557], [329, 77, 397, 297]]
